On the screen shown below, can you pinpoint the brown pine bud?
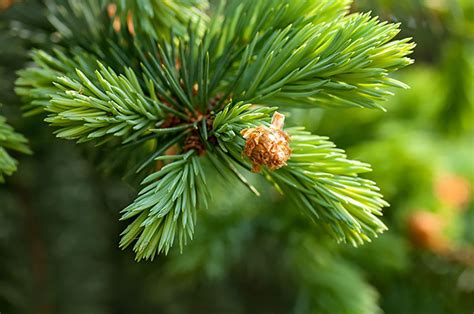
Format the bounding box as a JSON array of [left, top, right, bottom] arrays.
[[241, 112, 291, 173]]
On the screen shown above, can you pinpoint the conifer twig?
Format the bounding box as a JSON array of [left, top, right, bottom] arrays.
[[16, 0, 414, 259]]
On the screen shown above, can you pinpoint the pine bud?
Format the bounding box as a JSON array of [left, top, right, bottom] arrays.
[[241, 112, 291, 173]]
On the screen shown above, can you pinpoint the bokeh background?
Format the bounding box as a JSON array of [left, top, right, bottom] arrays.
[[0, 0, 473, 313]]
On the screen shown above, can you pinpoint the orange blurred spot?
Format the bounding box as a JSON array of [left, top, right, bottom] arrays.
[[192, 83, 199, 96], [107, 3, 117, 17], [175, 58, 182, 72], [435, 174, 471, 209], [127, 11, 135, 36], [0, 0, 14, 10], [408, 210, 449, 253], [113, 16, 121, 32]]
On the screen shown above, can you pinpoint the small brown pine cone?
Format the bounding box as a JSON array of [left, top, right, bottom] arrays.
[[241, 112, 291, 173]]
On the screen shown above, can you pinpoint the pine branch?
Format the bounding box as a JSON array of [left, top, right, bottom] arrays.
[[214, 103, 387, 245], [46, 63, 164, 144], [105, 0, 209, 38], [0, 113, 31, 182], [16, 49, 98, 116], [15, 0, 415, 259], [208, 0, 352, 58], [274, 129, 388, 245], [229, 13, 415, 109], [45, 0, 209, 64], [45, 0, 110, 53], [119, 151, 209, 260], [137, 31, 211, 117]]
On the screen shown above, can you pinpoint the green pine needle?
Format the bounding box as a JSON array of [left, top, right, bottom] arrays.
[[0, 114, 31, 183], [119, 152, 209, 260], [46, 63, 163, 143], [105, 0, 209, 38]]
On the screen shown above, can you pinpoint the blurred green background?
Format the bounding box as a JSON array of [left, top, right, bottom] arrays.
[[0, 0, 473, 313]]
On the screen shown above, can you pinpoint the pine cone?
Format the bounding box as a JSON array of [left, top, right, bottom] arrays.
[[241, 112, 291, 173]]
